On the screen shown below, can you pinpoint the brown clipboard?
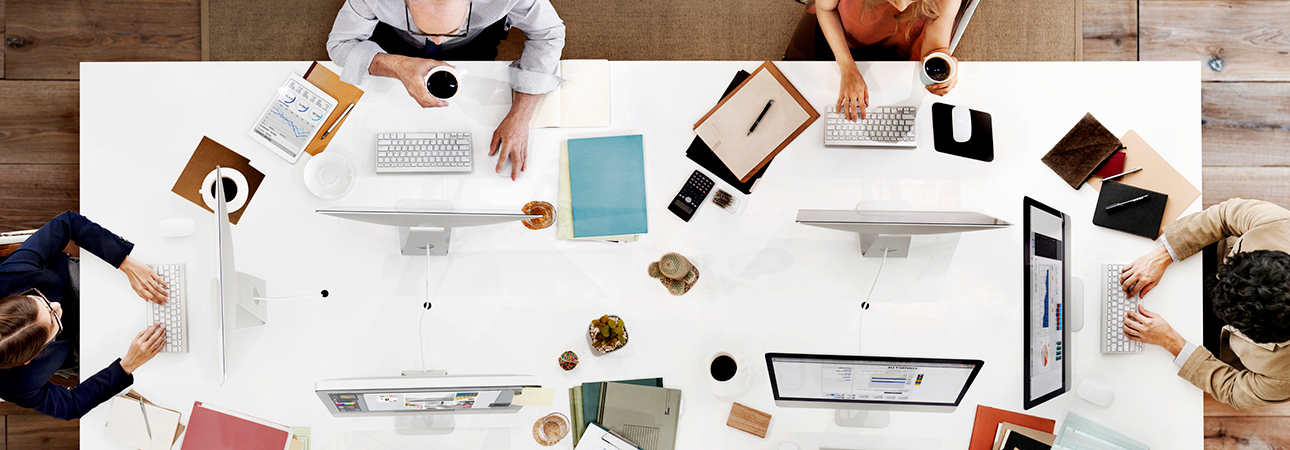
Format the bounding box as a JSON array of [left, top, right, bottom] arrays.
[[693, 61, 819, 183], [302, 62, 364, 156]]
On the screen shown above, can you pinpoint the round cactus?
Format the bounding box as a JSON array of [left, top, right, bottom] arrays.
[[658, 252, 691, 279], [682, 269, 697, 283], [667, 278, 688, 296], [648, 261, 662, 278]]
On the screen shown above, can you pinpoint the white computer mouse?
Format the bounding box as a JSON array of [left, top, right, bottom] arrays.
[[952, 105, 973, 143], [159, 218, 195, 238], [1077, 379, 1115, 407]]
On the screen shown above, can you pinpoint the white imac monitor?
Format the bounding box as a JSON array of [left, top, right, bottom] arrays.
[[766, 353, 984, 428], [317, 373, 539, 434], [796, 209, 1011, 257], [317, 202, 539, 256], [1022, 196, 1072, 410], [213, 167, 269, 385]]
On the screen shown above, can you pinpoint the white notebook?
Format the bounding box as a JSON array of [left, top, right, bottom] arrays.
[[104, 396, 183, 450], [531, 60, 611, 128]]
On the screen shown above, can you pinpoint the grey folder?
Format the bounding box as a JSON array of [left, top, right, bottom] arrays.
[[598, 383, 682, 450]]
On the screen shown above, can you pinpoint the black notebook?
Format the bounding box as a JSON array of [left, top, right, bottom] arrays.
[[1093, 181, 1169, 239], [685, 70, 771, 195], [998, 429, 1053, 450]]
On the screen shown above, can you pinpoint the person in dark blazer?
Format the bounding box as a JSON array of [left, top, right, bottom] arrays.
[[0, 211, 168, 420]]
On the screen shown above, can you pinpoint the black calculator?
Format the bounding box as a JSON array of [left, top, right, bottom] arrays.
[[668, 170, 715, 222]]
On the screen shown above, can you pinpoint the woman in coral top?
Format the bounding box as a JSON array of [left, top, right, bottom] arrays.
[[816, 0, 961, 120]]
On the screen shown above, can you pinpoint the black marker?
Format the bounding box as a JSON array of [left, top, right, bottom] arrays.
[[1105, 194, 1149, 211], [748, 100, 774, 135]]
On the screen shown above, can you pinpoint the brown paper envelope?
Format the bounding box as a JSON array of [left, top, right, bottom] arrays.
[[303, 62, 364, 156], [1087, 129, 1201, 234], [170, 136, 265, 225]]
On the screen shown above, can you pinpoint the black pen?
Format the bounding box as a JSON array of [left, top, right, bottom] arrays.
[[1105, 194, 1149, 211], [748, 100, 774, 135]]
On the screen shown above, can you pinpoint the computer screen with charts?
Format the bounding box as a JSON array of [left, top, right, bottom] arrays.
[[316, 374, 540, 417], [1023, 196, 1072, 409], [766, 353, 983, 412]]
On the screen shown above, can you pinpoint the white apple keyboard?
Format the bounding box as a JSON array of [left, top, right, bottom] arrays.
[[375, 132, 473, 173], [147, 263, 188, 353], [823, 106, 917, 148], [1102, 263, 1143, 354]]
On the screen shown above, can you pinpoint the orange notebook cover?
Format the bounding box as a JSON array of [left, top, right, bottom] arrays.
[[302, 62, 364, 156], [968, 405, 1055, 450]]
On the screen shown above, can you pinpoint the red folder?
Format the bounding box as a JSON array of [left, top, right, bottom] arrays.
[[180, 401, 293, 450], [968, 405, 1055, 450]]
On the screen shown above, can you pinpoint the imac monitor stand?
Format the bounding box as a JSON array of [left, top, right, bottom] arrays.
[[766, 353, 983, 429], [213, 166, 269, 385], [796, 209, 1011, 258]]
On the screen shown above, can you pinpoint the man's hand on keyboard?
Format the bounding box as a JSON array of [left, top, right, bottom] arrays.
[[1123, 304, 1186, 356], [1120, 245, 1173, 298], [120, 256, 168, 304], [121, 323, 166, 375]]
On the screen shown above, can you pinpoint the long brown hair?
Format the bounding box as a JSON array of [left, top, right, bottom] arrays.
[[0, 294, 47, 369], [863, 0, 942, 39]]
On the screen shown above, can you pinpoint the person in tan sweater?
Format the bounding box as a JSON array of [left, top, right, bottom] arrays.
[[1119, 198, 1290, 410]]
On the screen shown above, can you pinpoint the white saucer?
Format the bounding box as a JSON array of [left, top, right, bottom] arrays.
[[303, 152, 355, 199]]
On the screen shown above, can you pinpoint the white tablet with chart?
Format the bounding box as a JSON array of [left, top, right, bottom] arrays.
[[250, 73, 337, 163]]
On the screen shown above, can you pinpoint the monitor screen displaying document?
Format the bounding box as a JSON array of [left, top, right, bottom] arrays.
[[766, 353, 982, 409], [1023, 197, 1071, 409]]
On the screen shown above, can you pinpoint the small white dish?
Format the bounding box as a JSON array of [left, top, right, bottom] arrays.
[[303, 152, 355, 199]]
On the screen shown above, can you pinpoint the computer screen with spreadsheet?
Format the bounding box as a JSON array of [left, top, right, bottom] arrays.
[[766, 353, 983, 411], [1023, 196, 1072, 409]]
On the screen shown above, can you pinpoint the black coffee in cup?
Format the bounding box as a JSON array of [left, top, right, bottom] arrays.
[[210, 177, 238, 202], [711, 355, 737, 382], [924, 56, 951, 82], [427, 71, 459, 99]]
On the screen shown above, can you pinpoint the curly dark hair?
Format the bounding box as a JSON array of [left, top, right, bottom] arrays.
[[1208, 250, 1290, 344]]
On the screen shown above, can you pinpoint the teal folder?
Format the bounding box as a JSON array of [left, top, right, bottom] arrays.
[[567, 135, 648, 238]]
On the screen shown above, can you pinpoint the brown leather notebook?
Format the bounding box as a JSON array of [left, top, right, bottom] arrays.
[[303, 62, 364, 156], [1041, 112, 1123, 189]]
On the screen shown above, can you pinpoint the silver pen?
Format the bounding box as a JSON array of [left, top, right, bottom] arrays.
[[320, 102, 355, 139], [1105, 194, 1149, 211], [1102, 167, 1142, 182], [139, 400, 153, 439]]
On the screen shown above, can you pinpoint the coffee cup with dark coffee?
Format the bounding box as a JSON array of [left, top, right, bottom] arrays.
[[705, 350, 750, 397], [919, 52, 955, 86], [425, 66, 464, 100]]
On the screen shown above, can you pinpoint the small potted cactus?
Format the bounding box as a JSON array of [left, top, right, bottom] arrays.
[[648, 252, 700, 295], [588, 315, 628, 354]]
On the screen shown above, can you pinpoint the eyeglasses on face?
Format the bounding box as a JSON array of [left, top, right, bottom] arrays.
[[405, 1, 472, 37], [23, 288, 62, 341]]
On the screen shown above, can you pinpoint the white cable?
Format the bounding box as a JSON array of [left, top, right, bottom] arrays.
[[420, 245, 450, 372], [858, 248, 892, 353]]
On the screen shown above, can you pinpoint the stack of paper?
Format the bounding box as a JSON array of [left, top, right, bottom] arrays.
[[557, 135, 647, 241], [532, 60, 611, 128]]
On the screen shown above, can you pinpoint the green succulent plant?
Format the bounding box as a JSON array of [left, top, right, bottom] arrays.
[[592, 315, 628, 347]]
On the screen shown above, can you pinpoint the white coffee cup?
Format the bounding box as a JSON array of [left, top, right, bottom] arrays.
[[705, 350, 750, 397], [424, 66, 467, 100], [919, 52, 955, 86]]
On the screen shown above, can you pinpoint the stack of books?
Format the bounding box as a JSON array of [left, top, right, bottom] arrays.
[[568, 378, 681, 450]]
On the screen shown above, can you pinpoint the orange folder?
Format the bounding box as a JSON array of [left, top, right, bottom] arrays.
[[968, 405, 1056, 450], [302, 62, 364, 156]]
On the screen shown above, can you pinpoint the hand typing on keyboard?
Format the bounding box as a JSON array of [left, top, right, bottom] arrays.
[[1123, 304, 1187, 355], [119, 256, 168, 304], [1120, 244, 1174, 298], [835, 67, 870, 121], [120, 323, 166, 374]]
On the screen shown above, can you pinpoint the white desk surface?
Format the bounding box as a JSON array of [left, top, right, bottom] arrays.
[[80, 60, 1202, 449]]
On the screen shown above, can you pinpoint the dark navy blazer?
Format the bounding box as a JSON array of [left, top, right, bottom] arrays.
[[0, 211, 135, 420]]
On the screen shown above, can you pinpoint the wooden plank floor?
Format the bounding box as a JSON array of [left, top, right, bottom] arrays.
[[2, 1, 1290, 448]]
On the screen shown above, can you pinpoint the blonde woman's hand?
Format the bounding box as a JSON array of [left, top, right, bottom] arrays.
[[925, 56, 959, 96], [837, 66, 870, 121]]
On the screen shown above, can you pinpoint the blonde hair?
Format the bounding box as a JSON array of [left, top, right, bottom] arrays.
[[863, 0, 941, 39]]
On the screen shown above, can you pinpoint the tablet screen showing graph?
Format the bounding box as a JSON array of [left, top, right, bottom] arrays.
[[250, 73, 336, 163]]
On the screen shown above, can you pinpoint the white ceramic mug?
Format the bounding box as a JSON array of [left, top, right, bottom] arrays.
[[705, 350, 750, 397], [919, 52, 955, 86]]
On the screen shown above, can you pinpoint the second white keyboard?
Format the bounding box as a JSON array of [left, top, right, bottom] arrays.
[[147, 263, 189, 353], [823, 106, 917, 148], [1102, 263, 1143, 354], [375, 132, 473, 174]]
